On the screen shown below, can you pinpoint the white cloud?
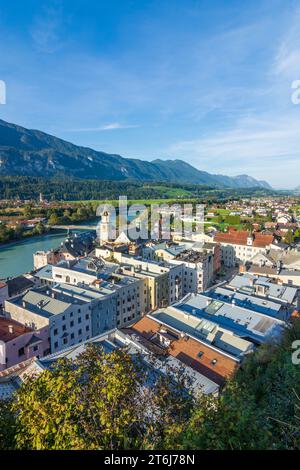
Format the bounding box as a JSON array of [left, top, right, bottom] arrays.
[[68, 122, 139, 132], [166, 114, 300, 189], [273, 6, 300, 78]]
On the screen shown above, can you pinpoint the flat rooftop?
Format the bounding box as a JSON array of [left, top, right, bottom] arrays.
[[228, 273, 298, 304], [35, 264, 53, 281], [175, 250, 208, 263], [55, 257, 119, 279], [148, 306, 252, 358], [11, 287, 87, 318], [52, 283, 112, 301], [125, 315, 237, 387], [174, 293, 285, 343], [209, 286, 284, 319]]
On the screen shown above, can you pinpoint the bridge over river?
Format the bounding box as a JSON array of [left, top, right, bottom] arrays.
[[50, 224, 98, 231]]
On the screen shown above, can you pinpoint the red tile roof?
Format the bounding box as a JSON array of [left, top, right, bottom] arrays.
[[0, 318, 32, 343], [125, 316, 237, 386], [214, 230, 274, 248]]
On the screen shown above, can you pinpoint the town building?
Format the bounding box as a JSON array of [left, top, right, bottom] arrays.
[[214, 229, 274, 267], [207, 281, 297, 321], [111, 253, 183, 309], [170, 249, 215, 293], [0, 282, 8, 311], [174, 292, 285, 345], [0, 317, 49, 371], [125, 312, 252, 388], [33, 232, 95, 270], [4, 286, 94, 355]]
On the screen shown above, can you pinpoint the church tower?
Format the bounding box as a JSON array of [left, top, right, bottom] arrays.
[[99, 211, 111, 245]]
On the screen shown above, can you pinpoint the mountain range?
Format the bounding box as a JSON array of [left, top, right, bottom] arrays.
[[0, 119, 272, 189]]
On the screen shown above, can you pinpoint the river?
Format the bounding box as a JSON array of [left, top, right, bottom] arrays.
[[0, 219, 100, 279], [0, 212, 141, 279]]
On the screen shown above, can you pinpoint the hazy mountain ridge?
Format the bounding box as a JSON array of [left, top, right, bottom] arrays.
[[0, 119, 272, 189]]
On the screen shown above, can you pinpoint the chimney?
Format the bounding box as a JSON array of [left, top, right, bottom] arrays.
[[8, 324, 14, 334]]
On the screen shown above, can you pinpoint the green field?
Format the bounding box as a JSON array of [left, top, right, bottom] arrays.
[[68, 198, 200, 207]]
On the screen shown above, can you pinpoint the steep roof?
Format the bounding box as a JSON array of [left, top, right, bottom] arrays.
[[0, 318, 32, 343], [214, 230, 274, 248], [127, 315, 238, 386], [6, 276, 34, 297]]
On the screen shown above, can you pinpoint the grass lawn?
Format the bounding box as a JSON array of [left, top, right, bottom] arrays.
[[208, 221, 244, 231], [212, 208, 232, 215]]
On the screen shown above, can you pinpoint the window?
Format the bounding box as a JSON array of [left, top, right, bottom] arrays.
[[62, 324, 66, 331], [86, 325, 89, 332], [54, 341, 58, 349], [78, 329, 82, 335], [197, 351, 204, 358], [63, 338, 68, 345], [54, 328, 58, 336], [33, 345, 38, 352], [85, 313, 89, 320], [78, 317, 82, 324], [18, 347, 25, 357], [71, 333, 74, 340]]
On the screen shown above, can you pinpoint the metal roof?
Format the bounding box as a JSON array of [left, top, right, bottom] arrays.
[[175, 293, 285, 344]]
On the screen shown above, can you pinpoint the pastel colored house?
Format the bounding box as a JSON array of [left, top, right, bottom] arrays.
[[0, 317, 50, 371]]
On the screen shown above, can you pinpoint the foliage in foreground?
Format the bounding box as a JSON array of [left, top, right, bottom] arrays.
[[1, 347, 191, 450], [180, 320, 300, 450], [0, 322, 300, 450]]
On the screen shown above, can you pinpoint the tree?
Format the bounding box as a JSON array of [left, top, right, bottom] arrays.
[[285, 229, 295, 245], [33, 222, 46, 235], [0, 399, 16, 450], [13, 359, 83, 450], [23, 204, 33, 219], [48, 213, 60, 225], [11, 345, 192, 450], [180, 320, 300, 450]]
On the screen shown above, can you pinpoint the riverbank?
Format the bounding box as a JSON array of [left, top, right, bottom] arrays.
[[0, 217, 101, 279], [0, 232, 67, 279]]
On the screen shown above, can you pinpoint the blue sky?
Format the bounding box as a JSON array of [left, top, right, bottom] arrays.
[[0, 0, 300, 188]]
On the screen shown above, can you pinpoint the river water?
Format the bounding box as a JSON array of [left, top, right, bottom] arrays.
[[0, 219, 100, 279], [0, 212, 140, 279]]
